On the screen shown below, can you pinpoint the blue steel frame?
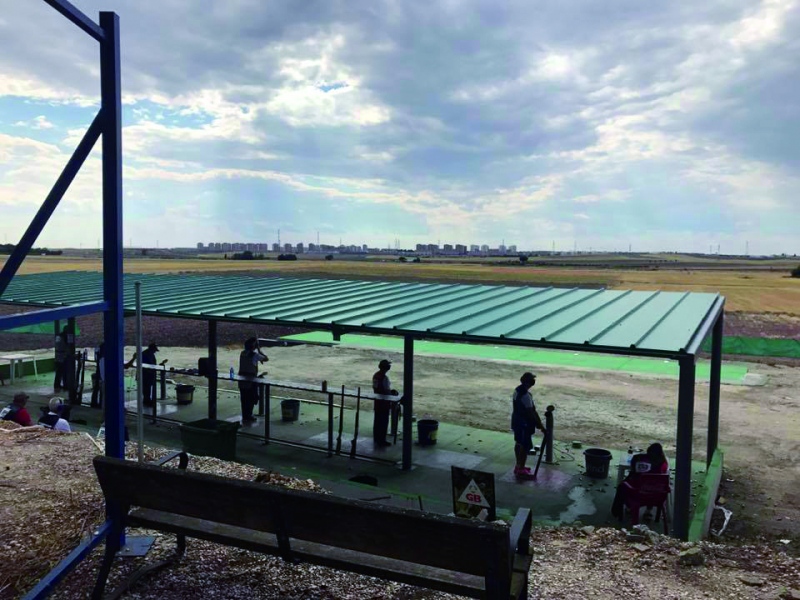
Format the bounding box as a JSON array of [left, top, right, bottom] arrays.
[[0, 2, 126, 597]]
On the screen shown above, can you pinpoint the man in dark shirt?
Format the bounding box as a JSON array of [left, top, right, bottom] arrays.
[[125, 343, 160, 406]]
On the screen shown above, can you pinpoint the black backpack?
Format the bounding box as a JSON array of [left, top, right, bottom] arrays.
[[0, 404, 20, 421]]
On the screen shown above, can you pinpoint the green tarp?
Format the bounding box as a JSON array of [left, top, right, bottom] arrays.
[[700, 336, 800, 359]]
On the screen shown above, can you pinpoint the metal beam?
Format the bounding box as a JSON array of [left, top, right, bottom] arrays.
[[0, 302, 107, 331], [100, 11, 124, 462], [684, 295, 725, 355], [21, 521, 111, 600], [43, 0, 105, 42], [208, 320, 218, 419], [707, 311, 723, 467], [402, 336, 414, 471], [0, 111, 103, 296], [673, 356, 696, 540]]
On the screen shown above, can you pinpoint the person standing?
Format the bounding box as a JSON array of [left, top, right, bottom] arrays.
[[0, 393, 34, 426], [91, 343, 105, 408], [238, 337, 268, 424], [38, 397, 71, 432], [371, 359, 398, 447], [511, 372, 545, 479], [54, 327, 69, 392], [125, 342, 160, 407]]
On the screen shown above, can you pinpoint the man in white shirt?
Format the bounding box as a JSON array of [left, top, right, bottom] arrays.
[[38, 397, 71, 432]]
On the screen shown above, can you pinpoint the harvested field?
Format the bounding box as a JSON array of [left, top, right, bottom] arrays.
[[1, 425, 797, 600], [6, 256, 800, 313]]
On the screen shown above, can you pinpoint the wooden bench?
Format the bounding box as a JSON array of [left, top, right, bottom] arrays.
[[92, 456, 533, 599]]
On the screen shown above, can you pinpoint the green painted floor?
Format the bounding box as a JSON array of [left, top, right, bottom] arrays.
[[283, 331, 749, 383], [3, 373, 711, 535]]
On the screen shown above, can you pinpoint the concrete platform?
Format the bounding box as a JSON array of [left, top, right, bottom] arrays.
[[1, 372, 709, 531]]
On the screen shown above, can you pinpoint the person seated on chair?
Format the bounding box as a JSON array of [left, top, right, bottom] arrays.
[[0, 393, 34, 426], [38, 397, 71, 432], [611, 443, 669, 519]]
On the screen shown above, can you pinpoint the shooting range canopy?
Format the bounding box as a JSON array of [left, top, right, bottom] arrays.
[[1, 271, 723, 359]]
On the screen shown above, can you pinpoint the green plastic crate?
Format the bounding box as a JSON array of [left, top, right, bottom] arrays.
[[179, 419, 240, 460]]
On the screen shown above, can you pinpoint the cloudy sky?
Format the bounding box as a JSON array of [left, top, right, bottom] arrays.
[[1, 0, 798, 254]]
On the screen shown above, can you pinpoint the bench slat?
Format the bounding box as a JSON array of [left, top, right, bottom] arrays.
[[94, 457, 510, 578], [130, 508, 488, 598]]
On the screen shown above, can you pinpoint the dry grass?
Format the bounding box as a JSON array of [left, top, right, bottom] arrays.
[[7, 256, 800, 314]]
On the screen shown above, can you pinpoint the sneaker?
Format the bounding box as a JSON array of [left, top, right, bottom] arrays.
[[515, 470, 535, 480], [514, 466, 532, 474]]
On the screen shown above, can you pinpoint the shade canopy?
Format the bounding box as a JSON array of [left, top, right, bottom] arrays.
[[2, 271, 723, 359]]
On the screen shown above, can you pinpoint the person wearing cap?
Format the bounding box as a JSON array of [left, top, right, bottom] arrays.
[[38, 397, 71, 432], [125, 342, 161, 407], [511, 372, 545, 479], [0, 392, 34, 426], [372, 359, 398, 447], [238, 337, 268, 424]]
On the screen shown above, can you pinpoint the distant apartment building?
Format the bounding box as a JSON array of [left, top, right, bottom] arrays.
[[272, 243, 280, 252], [508, 245, 517, 253], [498, 245, 506, 255], [443, 244, 454, 253], [284, 243, 293, 253], [362, 244, 369, 252], [415, 244, 425, 252], [296, 243, 304, 253], [196, 242, 204, 250], [480, 244, 489, 253], [308, 243, 317, 252], [455, 244, 467, 254], [470, 244, 480, 253]]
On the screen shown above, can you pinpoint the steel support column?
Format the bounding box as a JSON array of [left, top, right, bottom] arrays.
[[402, 336, 414, 471], [208, 320, 218, 419], [707, 312, 723, 466], [674, 356, 696, 540], [99, 11, 124, 461]]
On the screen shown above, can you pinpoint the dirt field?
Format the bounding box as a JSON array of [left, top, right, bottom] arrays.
[[7, 255, 800, 313]]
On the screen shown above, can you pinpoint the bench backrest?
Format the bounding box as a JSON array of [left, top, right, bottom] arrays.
[[93, 457, 511, 578]]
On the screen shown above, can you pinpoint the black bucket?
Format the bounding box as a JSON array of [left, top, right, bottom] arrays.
[[584, 448, 612, 479], [281, 399, 300, 422], [176, 384, 195, 405], [417, 419, 439, 446]]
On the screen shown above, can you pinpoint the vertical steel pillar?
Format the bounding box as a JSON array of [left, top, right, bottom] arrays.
[[674, 356, 696, 540], [100, 11, 124, 461], [402, 336, 414, 471], [208, 320, 217, 419], [707, 312, 723, 467], [65, 317, 77, 403]]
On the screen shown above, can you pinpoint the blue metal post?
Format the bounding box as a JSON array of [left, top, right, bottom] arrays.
[[100, 11, 124, 461]]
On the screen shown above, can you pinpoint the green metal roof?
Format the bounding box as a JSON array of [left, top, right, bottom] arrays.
[[1, 271, 724, 358]]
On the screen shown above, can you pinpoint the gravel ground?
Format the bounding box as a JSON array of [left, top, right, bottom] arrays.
[[1, 424, 797, 600]]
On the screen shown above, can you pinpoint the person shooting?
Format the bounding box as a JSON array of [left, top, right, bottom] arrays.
[[371, 359, 399, 448], [238, 337, 268, 424]]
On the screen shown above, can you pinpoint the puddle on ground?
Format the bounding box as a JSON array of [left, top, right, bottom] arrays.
[[558, 486, 597, 523]]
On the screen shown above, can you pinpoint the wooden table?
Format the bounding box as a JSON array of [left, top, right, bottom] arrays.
[[0, 353, 38, 385]]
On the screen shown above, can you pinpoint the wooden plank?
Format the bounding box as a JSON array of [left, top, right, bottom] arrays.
[[129, 508, 486, 598], [95, 457, 509, 576]]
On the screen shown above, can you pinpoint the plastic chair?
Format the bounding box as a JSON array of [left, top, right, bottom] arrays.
[[622, 473, 671, 534]]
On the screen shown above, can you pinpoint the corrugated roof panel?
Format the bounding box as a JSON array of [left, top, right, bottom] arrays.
[[0, 272, 723, 357], [637, 292, 719, 352]]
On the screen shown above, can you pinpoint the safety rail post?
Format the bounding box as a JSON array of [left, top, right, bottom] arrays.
[[208, 320, 218, 419], [544, 405, 555, 463], [263, 384, 271, 444], [327, 392, 334, 457]]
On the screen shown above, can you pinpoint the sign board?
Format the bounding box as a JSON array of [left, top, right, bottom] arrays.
[[451, 466, 496, 521]]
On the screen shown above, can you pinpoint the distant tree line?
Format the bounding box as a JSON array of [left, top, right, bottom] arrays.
[[0, 244, 62, 256]]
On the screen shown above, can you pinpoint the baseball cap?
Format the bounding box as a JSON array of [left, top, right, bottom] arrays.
[[147, 342, 159, 351], [520, 372, 536, 384], [379, 359, 392, 368], [13, 392, 30, 403]]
